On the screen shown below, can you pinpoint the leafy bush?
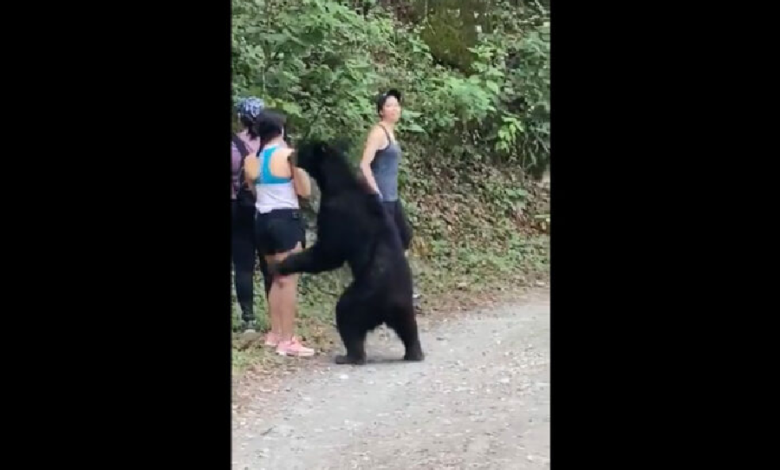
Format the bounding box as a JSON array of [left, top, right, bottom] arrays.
[[232, 0, 549, 174]]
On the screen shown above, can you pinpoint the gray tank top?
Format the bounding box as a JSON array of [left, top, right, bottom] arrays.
[[370, 125, 401, 202]]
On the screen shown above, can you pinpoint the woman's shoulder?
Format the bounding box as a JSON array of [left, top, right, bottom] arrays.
[[260, 143, 287, 157], [270, 146, 294, 161], [267, 146, 295, 176], [371, 123, 388, 135], [367, 124, 390, 145]]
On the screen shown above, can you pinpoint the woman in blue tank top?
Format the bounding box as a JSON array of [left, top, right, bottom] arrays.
[[244, 110, 315, 357]]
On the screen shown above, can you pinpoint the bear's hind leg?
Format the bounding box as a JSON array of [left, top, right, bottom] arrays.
[[334, 290, 368, 365], [335, 323, 368, 365], [386, 305, 424, 362]]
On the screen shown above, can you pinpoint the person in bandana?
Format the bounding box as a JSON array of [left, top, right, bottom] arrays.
[[231, 97, 271, 333]]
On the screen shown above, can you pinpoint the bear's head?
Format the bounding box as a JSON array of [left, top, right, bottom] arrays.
[[294, 139, 355, 194]]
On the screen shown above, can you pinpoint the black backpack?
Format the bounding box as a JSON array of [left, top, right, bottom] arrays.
[[232, 134, 257, 208]]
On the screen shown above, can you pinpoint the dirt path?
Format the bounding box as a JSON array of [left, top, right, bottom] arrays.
[[232, 294, 550, 470]]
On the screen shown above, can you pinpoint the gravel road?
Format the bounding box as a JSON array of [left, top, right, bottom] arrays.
[[232, 295, 550, 470]]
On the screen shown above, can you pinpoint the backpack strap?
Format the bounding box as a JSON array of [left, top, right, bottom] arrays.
[[232, 133, 250, 158], [233, 134, 257, 203]]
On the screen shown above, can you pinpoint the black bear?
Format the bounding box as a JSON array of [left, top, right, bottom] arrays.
[[269, 140, 424, 365]]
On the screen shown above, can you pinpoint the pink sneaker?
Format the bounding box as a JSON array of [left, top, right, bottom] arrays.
[[264, 332, 280, 347], [276, 337, 315, 357]]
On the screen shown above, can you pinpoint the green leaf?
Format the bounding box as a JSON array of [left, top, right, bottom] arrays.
[[280, 101, 303, 117], [403, 123, 426, 133]]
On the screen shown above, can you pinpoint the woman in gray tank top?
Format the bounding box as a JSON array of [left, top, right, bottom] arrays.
[[359, 89, 414, 252]]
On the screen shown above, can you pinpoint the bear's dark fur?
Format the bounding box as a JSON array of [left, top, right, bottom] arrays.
[[271, 140, 424, 365]]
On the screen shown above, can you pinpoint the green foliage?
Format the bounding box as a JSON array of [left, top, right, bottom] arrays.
[[412, 0, 488, 72], [232, 0, 549, 174], [233, 0, 391, 145], [472, 2, 550, 173]]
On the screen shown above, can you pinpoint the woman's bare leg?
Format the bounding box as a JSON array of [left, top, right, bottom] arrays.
[[272, 243, 313, 356], [264, 254, 283, 338], [275, 242, 302, 341], [278, 272, 300, 341]]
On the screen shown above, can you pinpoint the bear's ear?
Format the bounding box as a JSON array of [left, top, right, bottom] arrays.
[[295, 139, 321, 159], [331, 138, 352, 155]]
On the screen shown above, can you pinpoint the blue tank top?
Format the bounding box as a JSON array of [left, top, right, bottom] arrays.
[[254, 145, 299, 214], [370, 125, 401, 202]]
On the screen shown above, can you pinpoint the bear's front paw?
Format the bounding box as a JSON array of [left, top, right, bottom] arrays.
[[266, 260, 281, 278]]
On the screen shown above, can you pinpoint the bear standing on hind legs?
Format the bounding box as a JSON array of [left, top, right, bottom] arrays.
[[268, 140, 424, 365]]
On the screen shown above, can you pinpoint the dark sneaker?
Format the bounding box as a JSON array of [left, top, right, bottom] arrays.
[[241, 320, 257, 334]]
